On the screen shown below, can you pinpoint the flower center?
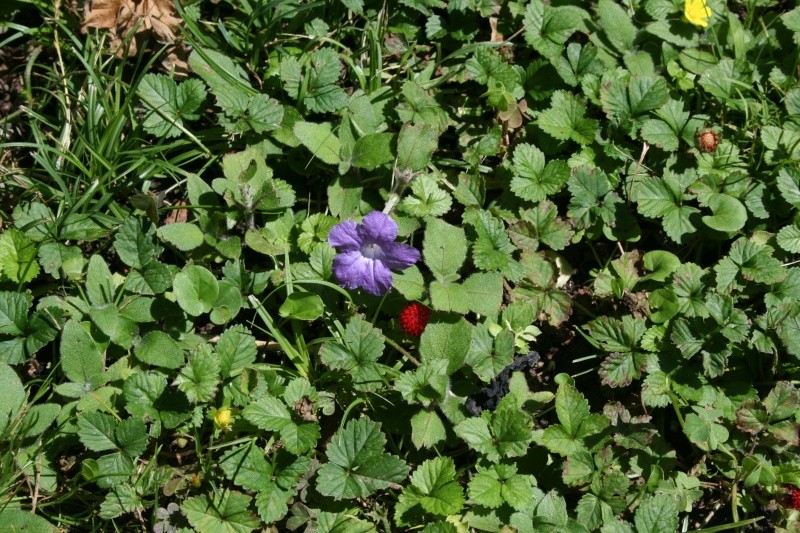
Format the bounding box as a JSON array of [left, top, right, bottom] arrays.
[[360, 242, 384, 260]]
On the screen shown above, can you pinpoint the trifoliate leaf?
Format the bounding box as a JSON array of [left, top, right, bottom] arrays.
[[174, 344, 220, 403], [397, 457, 464, 520], [400, 175, 452, 218], [137, 74, 205, 138], [510, 143, 570, 202], [320, 316, 386, 391], [317, 417, 408, 499], [182, 491, 259, 533], [714, 238, 787, 291], [523, 1, 588, 59], [538, 91, 598, 144], [511, 202, 574, 252]]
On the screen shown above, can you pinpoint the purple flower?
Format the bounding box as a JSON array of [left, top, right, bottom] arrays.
[[328, 211, 420, 295]]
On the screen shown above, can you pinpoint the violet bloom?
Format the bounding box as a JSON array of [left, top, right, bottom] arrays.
[[328, 211, 420, 295]]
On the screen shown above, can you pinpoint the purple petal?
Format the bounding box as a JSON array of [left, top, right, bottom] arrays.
[[328, 220, 361, 251], [379, 242, 421, 270], [332, 251, 393, 295], [357, 211, 398, 244]]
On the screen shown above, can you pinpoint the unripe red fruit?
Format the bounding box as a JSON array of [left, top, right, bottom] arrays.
[[698, 130, 719, 152], [399, 303, 431, 336]]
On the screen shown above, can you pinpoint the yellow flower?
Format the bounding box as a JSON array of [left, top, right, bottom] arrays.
[[685, 0, 711, 28], [214, 408, 233, 429]]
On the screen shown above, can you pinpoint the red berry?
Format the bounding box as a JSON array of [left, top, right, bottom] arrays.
[[399, 303, 430, 336], [787, 485, 800, 510], [698, 130, 719, 152]]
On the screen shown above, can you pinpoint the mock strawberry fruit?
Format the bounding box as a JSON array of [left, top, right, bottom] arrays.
[[698, 130, 719, 152], [787, 485, 800, 510], [399, 303, 430, 336]]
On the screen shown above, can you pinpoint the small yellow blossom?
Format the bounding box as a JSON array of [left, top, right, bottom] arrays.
[[214, 408, 233, 429], [685, 0, 711, 28]]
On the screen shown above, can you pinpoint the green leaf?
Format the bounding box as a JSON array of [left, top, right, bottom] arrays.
[[243, 396, 293, 432], [293, 121, 341, 165], [715, 238, 787, 291], [351, 133, 394, 170], [317, 417, 408, 499], [524, 1, 587, 59], [0, 291, 28, 336], [77, 411, 118, 452], [777, 167, 800, 208], [419, 318, 472, 375], [410, 409, 446, 449], [134, 330, 184, 369], [216, 324, 257, 378], [115, 417, 148, 457], [702, 193, 747, 232], [642, 250, 681, 282], [320, 316, 386, 391], [175, 345, 220, 403], [301, 48, 348, 113], [777, 223, 800, 253], [512, 202, 574, 252], [173, 265, 219, 316], [597, 0, 636, 54], [0, 363, 25, 425], [400, 175, 453, 218], [423, 218, 467, 281], [400, 457, 464, 517], [633, 494, 678, 533], [157, 223, 205, 251], [182, 491, 259, 533], [210, 280, 243, 325], [510, 143, 570, 202], [219, 443, 272, 492], [397, 122, 439, 171], [60, 320, 105, 386], [113, 218, 162, 270], [0, 229, 39, 283], [255, 483, 291, 524], [684, 410, 729, 451], [89, 304, 137, 349], [601, 75, 669, 126], [0, 508, 57, 533], [137, 74, 204, 138], [538, 91, 598, 144], [279, 292, 324, 321], [37, 242, 85, 280]]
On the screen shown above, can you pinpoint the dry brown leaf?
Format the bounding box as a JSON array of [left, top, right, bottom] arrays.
[[83, 0, 182, 57]]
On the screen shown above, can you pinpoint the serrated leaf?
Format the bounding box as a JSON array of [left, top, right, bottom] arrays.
[[510, 143, 570, 202], [633, 494, 678, 533], [61, 319, 105, 387], [524, 1, 587, 59], [174, 345, 220, 403], [400, 175, 452, 218], [538, 91, 598, 144], [182, 491, 259, 533], [216, 325, 257, 378], [77, 412, 117, 452], [113, 218, 162, 270], [0, 229, 40, 283], [137, 74, 204, 138], [317, 417, 408, 499], [320, 316, 385, 391], [403, 457, 464, 516]]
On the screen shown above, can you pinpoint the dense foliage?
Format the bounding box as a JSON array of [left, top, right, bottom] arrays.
[[1, 0, 800, 531]]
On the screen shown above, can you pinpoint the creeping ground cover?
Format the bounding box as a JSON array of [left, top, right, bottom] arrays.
[[2, 0, 800, 530]]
